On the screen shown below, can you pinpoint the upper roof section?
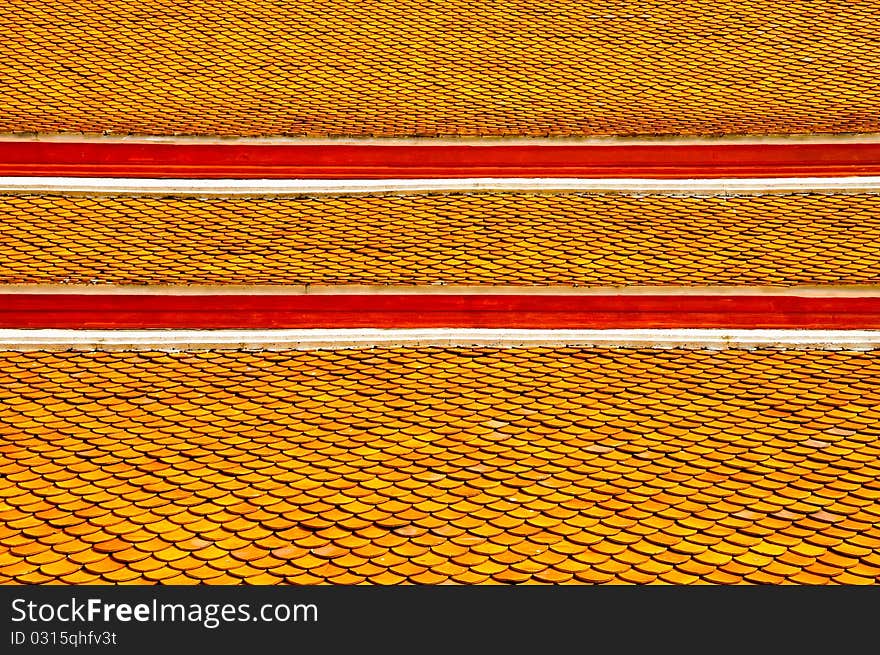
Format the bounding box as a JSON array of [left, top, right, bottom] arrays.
[[1, 0, 878, 139]]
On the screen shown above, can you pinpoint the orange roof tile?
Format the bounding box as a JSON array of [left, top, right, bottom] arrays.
[[0, 1, 878, 137], [1, 347, 879, 585], [2, 191, 880, 287]]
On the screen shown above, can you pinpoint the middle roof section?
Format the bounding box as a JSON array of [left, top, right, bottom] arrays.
[[1, 190, 879, 289]]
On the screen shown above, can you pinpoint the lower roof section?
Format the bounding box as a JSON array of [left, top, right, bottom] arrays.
[[2, 190, 880, 288], [1, 347, 878, 585]]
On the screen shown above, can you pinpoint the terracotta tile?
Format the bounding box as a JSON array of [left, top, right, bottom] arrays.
[[492, 569, 533, 584], [573, 569, 615, 584]]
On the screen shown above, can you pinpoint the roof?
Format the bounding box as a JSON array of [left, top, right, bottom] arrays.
[[3, 191, 880, 287], [1, 0, 878, 137], [1, 347, 878, 585]]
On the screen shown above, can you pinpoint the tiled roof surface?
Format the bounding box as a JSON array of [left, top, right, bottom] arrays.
[[1, 1, 878, 137], [3, 192, 880, 287], [1, 347, 879, 585]]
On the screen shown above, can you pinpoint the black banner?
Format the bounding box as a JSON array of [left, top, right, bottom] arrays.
[[1, 585, 874, 653]]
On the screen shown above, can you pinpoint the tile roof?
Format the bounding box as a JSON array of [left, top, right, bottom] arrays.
[[1, 1, 878, 137], [1, 347, 879, 585], [3, 191, 880, 287]]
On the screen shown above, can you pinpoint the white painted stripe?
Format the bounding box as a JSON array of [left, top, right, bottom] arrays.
[[3, 133, 880, 146], [3, 284, 880, 297], [2, 176, 880, 196], [1, 329, 879, 351]]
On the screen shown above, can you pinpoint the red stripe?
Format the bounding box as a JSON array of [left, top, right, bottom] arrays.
[[2, 295, 879, 329], [1, 142, 879, 178]]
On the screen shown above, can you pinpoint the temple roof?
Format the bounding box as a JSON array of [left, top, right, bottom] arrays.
[[1, 347, 879, 585], [2, 0, 878, 137], [3, 190, 880, 287]]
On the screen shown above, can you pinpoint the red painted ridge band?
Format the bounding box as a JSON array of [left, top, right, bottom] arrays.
[[2, 294, 880, 329], [2, 142, 880, 178]]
